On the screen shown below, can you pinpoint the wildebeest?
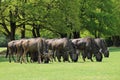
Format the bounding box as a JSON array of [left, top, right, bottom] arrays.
[[14, 39, 26, 62], [90, 38, 103, 62], [72, 38, 93, 62], [6, 40, 18, 62], [6, 38, 50, 64], [50, 38, 78, 62], [45, 39, 56, 62], [20, 38, 49, 64], [71, 37, 103, 62], [6, 37, 105, 63], [95, 38, 109, 57]]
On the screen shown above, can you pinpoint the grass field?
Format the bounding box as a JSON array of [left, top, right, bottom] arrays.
[[0, 47, 6, 52], [0, 47, 120, 80]]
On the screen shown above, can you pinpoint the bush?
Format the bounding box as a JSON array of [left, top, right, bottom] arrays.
[[0, 34, 7, 47], [105, 37, 113, 47]]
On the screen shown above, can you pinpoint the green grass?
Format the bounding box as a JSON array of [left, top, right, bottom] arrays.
[[0, 47, 120, 80]]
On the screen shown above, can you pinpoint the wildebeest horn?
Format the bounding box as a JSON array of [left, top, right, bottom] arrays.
[[99, 49, 102, 53]]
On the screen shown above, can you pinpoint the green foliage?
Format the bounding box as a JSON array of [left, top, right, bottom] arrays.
[[79, 0, 115, 37], [0, 34, 7, 47], [0, 0, 120, 39], [111, 0, 120, 36], [0, 47, 120, 80], [40, 29, 60, 38], [46, 0, 81, 36]]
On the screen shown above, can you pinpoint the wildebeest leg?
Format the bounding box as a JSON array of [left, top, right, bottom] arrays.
[[57, 57, 61, 62], [82, 56, 86, 62], [16, 53, 19, 62], [17, 50, 23, 63], [67, 52, 70, 62], [56, 50, 61, 62], [89, 53, 93, 62], [12, 53, 16, 62], [48, 51, 54, 62], [52, 50, 56, 62], [63, 52, 70, 62], [63, 53, 66, 62], [38, 50, 43, 63], [30, 54, 33, 63], [82, 50, 86, 62], [38, 55, 42, 63], [90, 53, 93, 62], [15, 49, 19, 62], [8, 49, 12, 63], [29, 52, 34, 63], [90, 58, 93, 62], [22, 55, 27, 63], [17, 54, 22, 63], [9, 53, 11, 63], [26, 52, 30, 62], [15, 48, 22, 63], [87, 52, 93, 62], [20, 50, 27, 64], [22, 54, 27, 64], [47, 50, 53, 62]]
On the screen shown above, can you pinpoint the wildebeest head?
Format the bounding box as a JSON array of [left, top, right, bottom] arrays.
[[102, 39, 109, 58], [42, 53, 51, 63], [99, 48, 109, 58], [95, 52, 103, 62], [95, 38, 109, 58], [70, 53, 78, 62], [104, 49, 109, 57], [69, 40, 78, 62], [91, 38, 103, 62]]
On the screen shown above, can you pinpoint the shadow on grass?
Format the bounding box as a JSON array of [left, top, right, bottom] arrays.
[[0, 55, 8, 62], [109, 47, 120, 52], [0, 50, 9, 62]]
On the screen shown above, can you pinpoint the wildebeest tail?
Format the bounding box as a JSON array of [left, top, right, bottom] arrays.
[[37, 38, 43, 55], [5, 45, 9, 58]]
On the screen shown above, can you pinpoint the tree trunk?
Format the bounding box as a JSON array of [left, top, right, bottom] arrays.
[[9, 10, 16, 40], [10, 22, 16, 40], [21, 24, 25, 38], [1, 20, 10, 37], [32, 26, 37, 38], [36, 25, 40, 37], [68, 33, 72, 39], [106, 37, 113, 47], [94, 30, 100, 38], [21, 6, 26, 38], [73, 31, 80, 39], [112, 36, 120, 47], [60, 33, 67, 38], [95, 30, 97, 38]]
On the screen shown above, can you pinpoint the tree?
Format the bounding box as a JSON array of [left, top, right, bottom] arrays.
[[79, 0, 114, 38], [0, 0, 119, 46], [110, 0, 120, 46], [46, 0, 81, 38]]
